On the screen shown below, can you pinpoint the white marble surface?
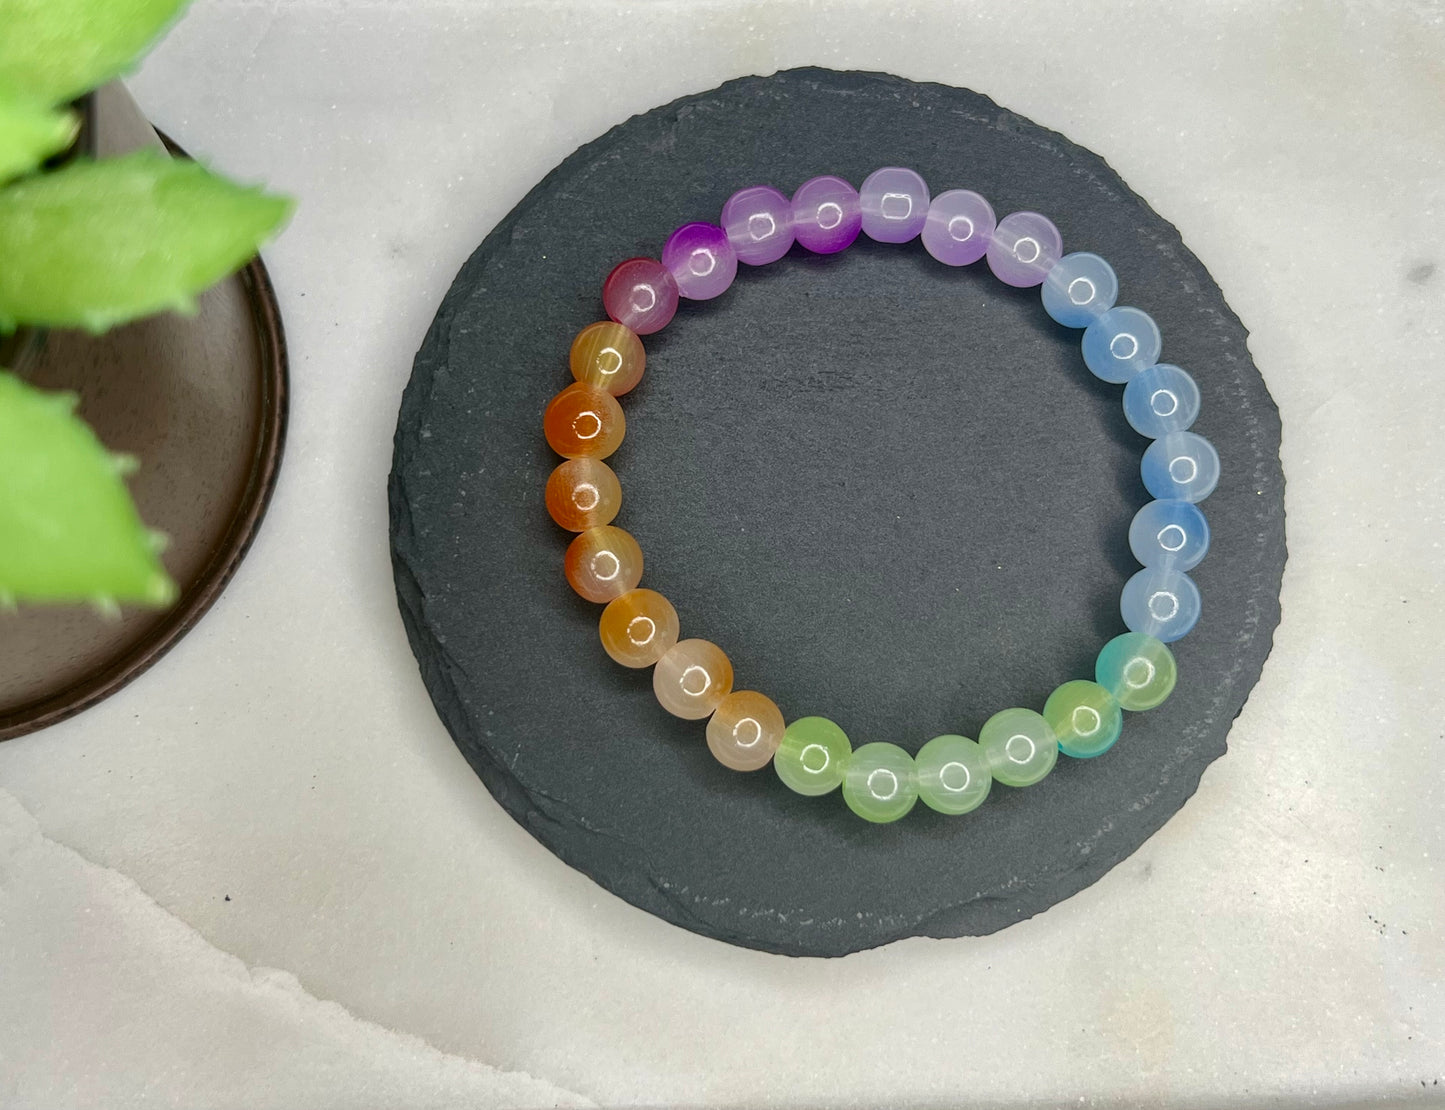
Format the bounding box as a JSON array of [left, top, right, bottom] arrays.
[[3, 1, 1444, 1106]]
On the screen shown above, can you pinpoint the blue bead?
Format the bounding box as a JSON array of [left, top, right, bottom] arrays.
[[1141, 431, 1220, 503], [1121, 566, 1201, 643], [1129, 499, 1210, 570], [1041, 252, 1118, 328], [1123, 364, 1200, 438], [1081, 306, 1161, 383]]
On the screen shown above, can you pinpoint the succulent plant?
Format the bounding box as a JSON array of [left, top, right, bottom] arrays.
[[0, 0, 292, 609]]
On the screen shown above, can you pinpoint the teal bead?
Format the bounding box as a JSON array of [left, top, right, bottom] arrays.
[[1044, 680, 1123, 759], [842, 742, 918, 823], [775, 716, 851, 796], [915, 734, 992, 815], [1095, 632, 1177, 711], [979, 708, 1058, 787]]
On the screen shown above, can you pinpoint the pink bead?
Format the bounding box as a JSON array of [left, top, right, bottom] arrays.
[[602, 257, 679, 335], [662, 222, 738, 300]]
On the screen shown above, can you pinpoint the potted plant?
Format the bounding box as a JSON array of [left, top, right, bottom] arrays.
[[0, 0, 293, 738]]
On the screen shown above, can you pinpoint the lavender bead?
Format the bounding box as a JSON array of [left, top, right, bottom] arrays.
[[859, 166, 929, 244], [721, 185, 795, 265], [791, 175, 861, 255], [921, 189, 996, 266], [662, 221, 737, 301], [987, 211, 1062, 287]]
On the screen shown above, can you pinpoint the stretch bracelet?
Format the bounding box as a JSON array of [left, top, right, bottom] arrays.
[[541, 167, 1219, 824]]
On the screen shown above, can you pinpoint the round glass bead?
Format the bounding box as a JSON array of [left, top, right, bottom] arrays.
[[775, 716, 851, 796], [720, 185, 795, 265], [986, 211, 1062, 287], [1095, 632, 1177, 711], [980, 708, 1058, 786], [1142, 431, 1220, 503], [564, 525, 643, 603], [1121, 565, 1201, 643], [598, 587, 678, 668], [843, 742, 919, 823], [1123, 363, 1200, 438], [706, 690, 785, 771], [602, 257, 679, 335], [1044, 680, 1123, 759], [1082, 306, 1161, 382], [543, 383, 625, 460], [545, 457, 621, 532], [1041, 252, 1118, 327], [1129, 499, 1210, 570], [859, 166, 929, 244], [662, 221, 738, 301], [653, 638, 733, 719], [914, 733, 992, 815], [921, 189, 995, 266], [569, 320, 645, 396], [790, 175, 862, 255]]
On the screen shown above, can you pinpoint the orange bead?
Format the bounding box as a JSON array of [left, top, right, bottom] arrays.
[[706, 690, 785, 771], [570, 321, 646, 396], [653, 638, 733, 719], [564, 525, 643, 602], [599, 588, 679, 668], [543, 383, 625, 459], [545, 458, 621, 531]]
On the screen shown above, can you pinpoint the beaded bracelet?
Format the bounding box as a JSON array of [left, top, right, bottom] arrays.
[[541, 167, 1219, 824]]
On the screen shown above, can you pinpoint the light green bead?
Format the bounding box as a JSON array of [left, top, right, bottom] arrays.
[[915, 734, 992, 815], [979, 708, 1058, 787], [1095, 632, 1177, 711], [775, 716, 851, 796], [842, 742, 918, 823], [1045, 680, 1123, 759]]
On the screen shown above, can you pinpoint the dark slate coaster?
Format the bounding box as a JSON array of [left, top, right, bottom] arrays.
[[390, 68, 1285, 957]]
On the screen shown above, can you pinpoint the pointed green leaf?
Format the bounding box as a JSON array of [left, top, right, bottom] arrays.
[[0, 370, 176, 605], [0, 0, 192, 106], [0, 150, 293, 332], [0, 97, 78, 183]]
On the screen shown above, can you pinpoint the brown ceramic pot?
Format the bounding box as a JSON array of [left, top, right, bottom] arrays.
[[0, 82, 288, 741]]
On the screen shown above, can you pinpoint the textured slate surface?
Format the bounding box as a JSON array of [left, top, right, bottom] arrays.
[[389, 68, 1285, 957]]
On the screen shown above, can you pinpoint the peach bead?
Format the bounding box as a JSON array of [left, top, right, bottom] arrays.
[[543, 383, 625, 459], [706, 690, 785, 771], [653, 638, 733, 720], [564, 526, 643, 603], [569, 321, 646, 396], [545, 458, 621, 531], [599, 588, 679, 668]]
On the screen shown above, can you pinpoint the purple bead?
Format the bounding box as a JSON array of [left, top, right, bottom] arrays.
[[662, 221, 737, 301], [987, 211, 1062, 287], [791, 175, 861, 255], [602, 257, 678, 335], [720, 185, 795, 265], [921, 189, 996, 266], [859, 167, 930, 244]]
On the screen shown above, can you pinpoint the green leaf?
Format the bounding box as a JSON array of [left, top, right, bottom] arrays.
[[0, 150, 293, 333], [0, 0, 192, 106], [0, 97, 78, 183], [0, 369, 175, 607]]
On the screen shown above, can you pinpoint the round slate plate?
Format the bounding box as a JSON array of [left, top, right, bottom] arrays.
[[390, 68, 1285, 957]]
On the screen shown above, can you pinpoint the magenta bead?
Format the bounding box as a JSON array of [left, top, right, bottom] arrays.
[[662, 221, 738, 301], [859, 166, 930, 244], [721, 185, 795, 265], [602, 257, 679, 335], [922, 189, 996, 266], [987, 211, 1063, 287], [791, 175, 862, 255]]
